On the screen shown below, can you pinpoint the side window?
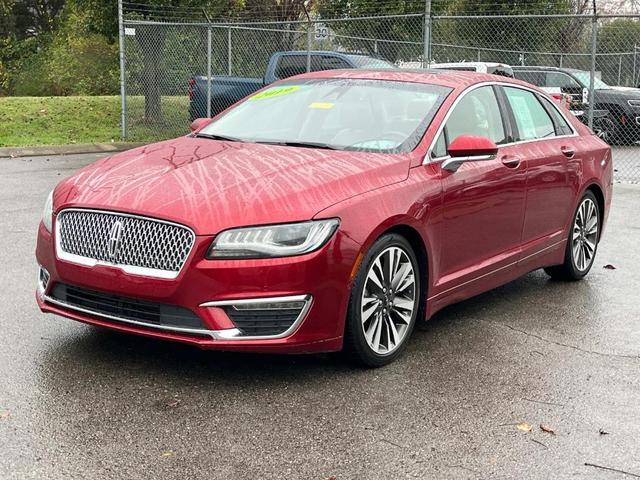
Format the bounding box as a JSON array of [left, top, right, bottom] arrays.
[[513, 70, 545, 87], [320, 56, 350, 70], [446, 86, 506, 144], [504, 87, 555, 141], [431, 130, 447, 158], [545, 72, 581, 89], [274, 55, 308, 79], [539, 96, 574, 136]]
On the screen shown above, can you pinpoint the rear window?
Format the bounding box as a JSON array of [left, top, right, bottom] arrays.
[[346, 55, 396, 69], [513, 70, 545, 86]]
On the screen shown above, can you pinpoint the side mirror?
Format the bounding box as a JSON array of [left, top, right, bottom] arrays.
[[441, 135, 498, 172], [191, 118, 213, 132]]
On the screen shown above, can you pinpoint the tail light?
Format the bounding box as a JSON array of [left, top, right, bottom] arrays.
[[188, 79, 195, 101]]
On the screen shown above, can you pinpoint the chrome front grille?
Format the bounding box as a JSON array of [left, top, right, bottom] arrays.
[[56, 209, 195, 278]]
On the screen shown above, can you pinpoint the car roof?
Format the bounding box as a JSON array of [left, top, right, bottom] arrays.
[[430, 62, 511, 68], [512, 65, 586, 74], [279, 50, 380, 58], [290, 68, 534, 90]]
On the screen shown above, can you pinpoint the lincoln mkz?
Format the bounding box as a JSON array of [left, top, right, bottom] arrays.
[[36, 70, 612, 366]]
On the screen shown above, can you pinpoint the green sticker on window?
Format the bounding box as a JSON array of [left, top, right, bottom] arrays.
[[249, 86, 301, 101]]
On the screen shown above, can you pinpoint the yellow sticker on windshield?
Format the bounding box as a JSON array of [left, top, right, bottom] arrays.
[[249, 86, 300, 101], [309, 102, 334, 109]]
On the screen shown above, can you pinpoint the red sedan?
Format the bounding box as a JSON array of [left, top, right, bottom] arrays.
[[36, 70, 612, 366]]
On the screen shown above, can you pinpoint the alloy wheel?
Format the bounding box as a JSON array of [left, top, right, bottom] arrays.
[[572, 197, 598, 272], [360, 246, 417, 355]]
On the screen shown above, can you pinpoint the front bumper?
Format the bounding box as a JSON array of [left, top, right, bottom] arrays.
[[35, 221, 360, 353]]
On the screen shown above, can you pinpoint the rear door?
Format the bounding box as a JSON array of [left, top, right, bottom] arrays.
[[500, 85, 579, 260], [430, 85, 526, 296]]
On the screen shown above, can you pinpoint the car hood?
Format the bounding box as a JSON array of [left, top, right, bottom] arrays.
[[54, 138, 410, 235]]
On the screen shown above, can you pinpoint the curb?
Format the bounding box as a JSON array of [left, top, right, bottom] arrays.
[[0, 142, 146, 159]]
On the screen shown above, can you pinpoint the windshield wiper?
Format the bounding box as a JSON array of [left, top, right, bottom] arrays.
[[255, 140, 338, 150], [194, 133, 244, 143]]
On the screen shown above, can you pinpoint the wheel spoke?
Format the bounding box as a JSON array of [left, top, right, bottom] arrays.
[[362, 301, 379, 325], [391, 263, 411, 290], [367, 259, 385, 291], [388, 317, 400, 347], [365, 313, 380, 344], [372, 312, 383, 351], [391, 307, 411, 325], [392, 296, 414, 311], [572, 242, 581, 262], [396, 272, 415, 294], [386, 248, 396, 286], [584, 238, 596, 255]]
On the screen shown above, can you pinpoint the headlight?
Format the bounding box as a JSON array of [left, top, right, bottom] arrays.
[[628, 99, 640, 107], [42, 190, 53, 232], [207, 219, 340, 259]]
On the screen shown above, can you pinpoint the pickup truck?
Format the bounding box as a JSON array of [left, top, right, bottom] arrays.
[[189, 50, 395, 120], [512, 66, 639, 144]]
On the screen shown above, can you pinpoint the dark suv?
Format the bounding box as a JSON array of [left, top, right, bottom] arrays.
[[513, 66, 640, 144]]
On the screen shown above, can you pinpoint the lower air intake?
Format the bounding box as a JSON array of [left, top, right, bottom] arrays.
[[49, 283, 206, 331]]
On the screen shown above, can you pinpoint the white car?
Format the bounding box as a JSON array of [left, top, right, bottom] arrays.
[[428, 62, 514, 77]]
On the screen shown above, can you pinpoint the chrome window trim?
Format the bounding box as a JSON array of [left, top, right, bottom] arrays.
[[199, 294, 313, 340], [424, 81, 579, 165], [54, 208, 196, 280]]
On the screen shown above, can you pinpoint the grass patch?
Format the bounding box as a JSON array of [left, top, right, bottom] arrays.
[[0, 95, 191, 147]]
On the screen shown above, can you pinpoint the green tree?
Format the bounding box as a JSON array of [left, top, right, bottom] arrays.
[[597, 19, 640, 86]]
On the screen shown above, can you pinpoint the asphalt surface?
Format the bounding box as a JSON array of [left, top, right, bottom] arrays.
[[1, 153, 639, 480]]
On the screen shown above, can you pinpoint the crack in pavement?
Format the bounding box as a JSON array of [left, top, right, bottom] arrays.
[[486, 321, 639, 360]]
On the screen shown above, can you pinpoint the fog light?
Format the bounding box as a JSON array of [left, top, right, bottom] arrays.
[[37, 265, 50, 295], [232, 300, 306, 311], [200, 295, 312, 338]]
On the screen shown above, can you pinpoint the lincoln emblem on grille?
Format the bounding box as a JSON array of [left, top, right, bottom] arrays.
[[107, 220, 124, 259]]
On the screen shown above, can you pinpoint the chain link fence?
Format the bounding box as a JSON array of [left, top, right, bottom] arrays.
[[119, 11, 640, 182]]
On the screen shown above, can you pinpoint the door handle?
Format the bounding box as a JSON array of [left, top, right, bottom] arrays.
[[561, 146, 575, 158], [501, 155, 521, 168]]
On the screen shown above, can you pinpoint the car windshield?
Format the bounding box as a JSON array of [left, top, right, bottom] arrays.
[[198, 79, 451, 153], [347, 55, 396, 69], [572, 71, 611, 89]]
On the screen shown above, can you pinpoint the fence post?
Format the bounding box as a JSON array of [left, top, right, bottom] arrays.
[[559, 54, 563, 68], [207, 26, 212, 118], [423, 0, 432, 66], [117, 0, 127, 139], [227, 27, 232, 75], [633, 45, 637, 87], [306, 22, 312, 72], [588, 12, 597, 129], [618, 55, 622, 86]]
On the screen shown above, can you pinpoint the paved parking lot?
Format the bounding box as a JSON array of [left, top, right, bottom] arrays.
[[1, 153, 639, 480]]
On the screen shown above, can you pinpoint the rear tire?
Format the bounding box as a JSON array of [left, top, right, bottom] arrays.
[[544, 190, 600, 281], [343, 234, 421, 367]]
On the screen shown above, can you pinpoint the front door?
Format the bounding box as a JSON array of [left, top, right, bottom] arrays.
[[431, 85, 527, 295]]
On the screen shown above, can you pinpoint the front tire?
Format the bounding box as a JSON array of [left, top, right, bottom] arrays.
[[343, 234, 421, 367], [545, 190, 600, 281]]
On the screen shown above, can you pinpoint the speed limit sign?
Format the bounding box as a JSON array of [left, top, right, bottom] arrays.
[[314, 23, 329, 40]]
